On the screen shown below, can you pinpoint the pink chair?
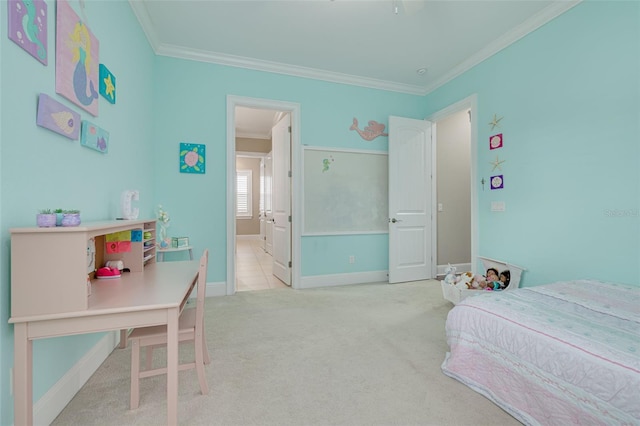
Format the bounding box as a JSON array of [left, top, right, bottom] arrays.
[[129, 249, 210, 409]]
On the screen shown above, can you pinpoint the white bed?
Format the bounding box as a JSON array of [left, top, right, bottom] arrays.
[[441, 280, 640, 425]]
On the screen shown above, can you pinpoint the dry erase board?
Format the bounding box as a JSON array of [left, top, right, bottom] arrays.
[[303, 147, 388, 235]]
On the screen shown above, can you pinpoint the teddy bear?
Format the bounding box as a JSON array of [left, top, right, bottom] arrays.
[[455, 271, 474, 289], [443, 264, 457, 285]]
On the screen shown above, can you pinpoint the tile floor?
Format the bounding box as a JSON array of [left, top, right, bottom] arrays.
[[236, 236, 289, 292]]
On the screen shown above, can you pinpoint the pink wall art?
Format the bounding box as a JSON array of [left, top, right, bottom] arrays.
[[36, 93, 80, 140], [349, 117, 388, 141], [7, 0, 48, 65], [56, 0, 99, 116]]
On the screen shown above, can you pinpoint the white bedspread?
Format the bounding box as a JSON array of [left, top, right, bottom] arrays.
[[441, 280, 640, 425]]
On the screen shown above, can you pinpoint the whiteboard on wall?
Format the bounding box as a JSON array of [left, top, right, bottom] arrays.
[[303, 147, 388, 235]]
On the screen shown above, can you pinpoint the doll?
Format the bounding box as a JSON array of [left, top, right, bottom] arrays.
[[485, 268, 499, 283], [499, 270, 511, 289], [476, 268, 499, 290]]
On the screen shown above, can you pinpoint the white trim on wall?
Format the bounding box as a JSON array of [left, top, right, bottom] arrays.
[[129, 1, 580, 96], [33, 332, 120, 426]]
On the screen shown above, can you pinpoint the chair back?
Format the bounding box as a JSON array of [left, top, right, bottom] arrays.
[[194, 249, 209, 335]]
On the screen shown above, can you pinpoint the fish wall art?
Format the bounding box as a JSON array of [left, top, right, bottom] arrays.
[[81, 120, 109, 153]]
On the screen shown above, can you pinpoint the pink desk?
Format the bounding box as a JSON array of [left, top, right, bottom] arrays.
[[9, 260, 199, 426]]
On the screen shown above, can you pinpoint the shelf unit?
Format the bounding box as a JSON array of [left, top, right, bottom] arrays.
[[10, 219, 157, 318], [142, 222, 156, 265]]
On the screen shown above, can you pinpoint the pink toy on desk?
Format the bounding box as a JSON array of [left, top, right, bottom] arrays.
[[95, 266, 121, 279]]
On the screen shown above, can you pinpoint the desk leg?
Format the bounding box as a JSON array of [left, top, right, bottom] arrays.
[[188, 248, 193, 260], [158, 251, 164, 262], [14, 323, 33, 426], [167, 307, 179, 425]]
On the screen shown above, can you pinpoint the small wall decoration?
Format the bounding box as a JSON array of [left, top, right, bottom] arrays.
[[490, 155, 505, 172], [99, 64, 116, 104], [488, 114, 503, 131], [56, 0, 99, 116], [81, 120, 109, 153], [36, 93, 80, 140], [349, 117, 388, 141], [489, 133, 503, 150], [8, 0, 48, 65], [490, 175, 504, 190], [180, 143, 206, 174], [322, 155, 334, 172]]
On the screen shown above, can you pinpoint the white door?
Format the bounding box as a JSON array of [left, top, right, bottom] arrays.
[[264, 152, 273, 254], [259, 157, 266, 251], [272, 115, 291, 285], [388, 116, 434, 283]]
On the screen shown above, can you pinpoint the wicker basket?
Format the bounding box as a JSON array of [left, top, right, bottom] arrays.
[[441, 256, 525, 305]]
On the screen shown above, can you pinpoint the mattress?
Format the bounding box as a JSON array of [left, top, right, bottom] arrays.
[[441, 280, 640, 425]]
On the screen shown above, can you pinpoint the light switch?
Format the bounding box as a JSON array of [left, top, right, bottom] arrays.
[[491, 201, 505, 212], [438, 203, 443, 212]]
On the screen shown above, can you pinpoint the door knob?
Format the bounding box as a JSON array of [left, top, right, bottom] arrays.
[[390, 218, 402, 223]]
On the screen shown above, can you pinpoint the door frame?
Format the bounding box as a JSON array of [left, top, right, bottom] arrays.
[[426, 94, 478, 274], [226, 95, 302, 294]]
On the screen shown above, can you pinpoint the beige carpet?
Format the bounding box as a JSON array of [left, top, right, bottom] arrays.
[[52, 280, 521, 426]]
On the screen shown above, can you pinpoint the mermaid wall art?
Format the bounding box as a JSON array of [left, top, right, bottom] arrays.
[[55, 0, 99, 116], [8, 0, 48, 65]]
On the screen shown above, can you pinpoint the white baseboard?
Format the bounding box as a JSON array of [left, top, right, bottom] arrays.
[[236, 234, 260, 240], [436, 262, 472, 277], [299, 270, 388, 289], [31, 279, 226, 426], [33, 331, 120, 426], [205, 281, 227, 297]]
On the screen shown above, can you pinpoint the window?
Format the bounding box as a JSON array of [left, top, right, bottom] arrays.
[[236, 169, 253, 218]]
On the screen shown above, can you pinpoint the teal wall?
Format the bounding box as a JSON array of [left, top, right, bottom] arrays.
[[424, 0, 640, 286], [0, 0, 156, 423], [152, 57, 425, 281], [1, 0, 639, 424]]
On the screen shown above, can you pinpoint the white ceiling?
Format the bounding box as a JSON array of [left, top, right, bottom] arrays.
[[129, 0, 580, 137]]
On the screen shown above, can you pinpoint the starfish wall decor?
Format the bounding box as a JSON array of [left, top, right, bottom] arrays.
[[490, 155, 506, 172], [488, 114, 503, 131]]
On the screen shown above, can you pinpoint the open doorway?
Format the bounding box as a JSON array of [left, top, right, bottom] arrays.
[[428, 95, 478, 275], [234, 109, 287, 291], [226, 96, 302, 295]]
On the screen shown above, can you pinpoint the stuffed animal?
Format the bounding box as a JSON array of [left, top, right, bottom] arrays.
[[455, 271, 474, 289], [470, 274, 485, 289], [443, 264, 457, 285]]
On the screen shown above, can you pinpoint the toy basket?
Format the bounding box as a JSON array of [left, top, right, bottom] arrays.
[[441, 256, 525, 305]]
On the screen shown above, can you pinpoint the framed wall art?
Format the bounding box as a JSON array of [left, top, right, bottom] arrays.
[[179, 143, 205, 174], [56, 0, 99, 116], [36, 93, 80, 140], [81, 120, 109, 153], [7, 0, 48, 65], [99, 64, 116, 104]]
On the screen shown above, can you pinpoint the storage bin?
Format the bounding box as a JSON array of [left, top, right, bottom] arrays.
[[441, 256, 525, 305]]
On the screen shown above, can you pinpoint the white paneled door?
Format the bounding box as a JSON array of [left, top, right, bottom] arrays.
[[388, 116, 434, 283], [272, 114, 291, 285]]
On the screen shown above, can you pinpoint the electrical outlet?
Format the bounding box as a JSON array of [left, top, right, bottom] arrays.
[[349, 255, 355, 264], [491, 201, 506, 212]]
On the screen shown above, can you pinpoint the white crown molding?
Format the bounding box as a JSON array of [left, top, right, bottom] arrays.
[[128, 0, 159, 52], [422, 0, 582, 94], [129, 0, 581, 97], [155, 44, 426, 95]]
